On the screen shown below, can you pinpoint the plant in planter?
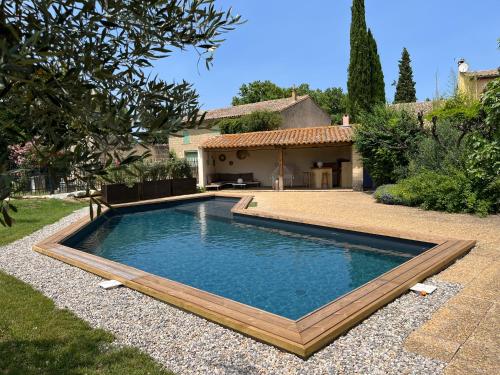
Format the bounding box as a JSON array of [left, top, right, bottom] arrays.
[[100, 154, 195, 203]]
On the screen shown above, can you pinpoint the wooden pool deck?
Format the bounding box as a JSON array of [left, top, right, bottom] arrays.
[[33, 192, 476, 358]]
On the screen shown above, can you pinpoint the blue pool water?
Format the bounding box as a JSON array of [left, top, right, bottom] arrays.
[[65, 198, 433, 320]]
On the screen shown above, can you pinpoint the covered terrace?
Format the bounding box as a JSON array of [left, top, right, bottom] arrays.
[[197, 126, 365, 191]]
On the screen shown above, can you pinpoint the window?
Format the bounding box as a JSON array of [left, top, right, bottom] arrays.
[[182, 130, 190, 144], [184, 151, 198, 180], [184, 151, 198, 166]]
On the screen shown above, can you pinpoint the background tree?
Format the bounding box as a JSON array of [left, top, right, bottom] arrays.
[[367, 29, 386, 106], [394, 48, 417, 103], [0, 0, 241, 226], [232, 81, 286, 105], [347, 0, 371, 117]]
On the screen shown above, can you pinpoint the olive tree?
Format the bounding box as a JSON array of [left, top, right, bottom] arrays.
[[0, 0, 241, 225]]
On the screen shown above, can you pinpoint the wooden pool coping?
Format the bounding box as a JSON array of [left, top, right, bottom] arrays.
[[33, 192, 476, 358]]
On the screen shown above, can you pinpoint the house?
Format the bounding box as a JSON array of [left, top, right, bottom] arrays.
[[168, 92, 331, 173], [389, 101, 437, 116], [457, 60, 499, 99], [197, 125, 365, 191]]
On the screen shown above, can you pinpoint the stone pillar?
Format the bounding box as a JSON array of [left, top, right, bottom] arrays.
[[197, 148, 206, 188], [351, 146, 364, 191]]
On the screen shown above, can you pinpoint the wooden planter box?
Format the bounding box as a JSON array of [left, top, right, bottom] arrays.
[[171, 178, 197, 196], [141, 179, 172, 201], [102, 178, 195, 204], [101, 183, 139, 204]]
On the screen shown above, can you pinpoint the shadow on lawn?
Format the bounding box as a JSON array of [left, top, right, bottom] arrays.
[[0, 270, 171, 375], [0, 337, 168, 375]]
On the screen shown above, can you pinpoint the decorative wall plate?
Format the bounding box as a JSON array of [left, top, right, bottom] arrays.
[[236, 150, 249, 160]]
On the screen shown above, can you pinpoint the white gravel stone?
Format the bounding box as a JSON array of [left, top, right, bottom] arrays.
[[0, 207, 462, 375]]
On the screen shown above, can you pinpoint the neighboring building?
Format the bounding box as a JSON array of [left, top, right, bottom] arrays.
[[389, 101, 437, 117], [168, 93, 331, 175], [457, 59, 499, 99]]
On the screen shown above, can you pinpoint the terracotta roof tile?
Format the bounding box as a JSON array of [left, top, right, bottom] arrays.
[[463, 69, 500, 78], [201, 126, 353, 149], [201, 95, 309, 120], [388, 101, 440, 115]]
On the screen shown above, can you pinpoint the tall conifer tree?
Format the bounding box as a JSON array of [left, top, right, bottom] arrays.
[[394, 48, 417, 103], [347, 0, 371, 116], [367, 29, 385, 105]]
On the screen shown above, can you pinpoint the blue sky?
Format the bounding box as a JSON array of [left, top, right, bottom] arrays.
[[152, 0, 500, 110]]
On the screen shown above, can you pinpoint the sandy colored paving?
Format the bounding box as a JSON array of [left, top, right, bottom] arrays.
[[245, 191, 499, 374]]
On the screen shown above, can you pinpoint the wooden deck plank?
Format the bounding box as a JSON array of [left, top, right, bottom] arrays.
[[295, 279, 388, 331], [34, 243, 148, 281], [299, 240, 475, 344], [127, 276, 306, 356], [135, 275, 301, 342], [295, 240, 459, 330], [299, 281, 401, 343]]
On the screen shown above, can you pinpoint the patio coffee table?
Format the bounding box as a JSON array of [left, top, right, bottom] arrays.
[[232, 183, 247, 189]]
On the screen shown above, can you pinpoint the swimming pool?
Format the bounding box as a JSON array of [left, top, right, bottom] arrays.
[[35, 194, 475, 357], [64, 197, 431, 320]]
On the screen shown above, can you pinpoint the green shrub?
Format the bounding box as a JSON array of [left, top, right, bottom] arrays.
[[99, 153, 192, 186], [409, 120, 467, 173], [480, 77, 500, 138], [218, 117, 246, 134], [166, 156, 192, 179], [375, 170, 496, 216], [373, 184, 404, 205], [218, 111, 282, 134], [371, 81, 500, 216], [354, 106, 424, 185]]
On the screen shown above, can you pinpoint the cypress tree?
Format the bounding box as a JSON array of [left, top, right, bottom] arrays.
[[394, 48, 417, 103], [367, 29, 385, 105], [347, 0, 371, 116]]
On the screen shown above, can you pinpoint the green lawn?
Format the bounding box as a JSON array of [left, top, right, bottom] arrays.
[[0, 199, 173, 374], [0, 199, 87, 247]]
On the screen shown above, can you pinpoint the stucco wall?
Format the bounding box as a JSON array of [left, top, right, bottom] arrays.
[[207, 145, 351, 187], [168, 128, 220, 158], [280, 98, 331, 128], [458, 74, 497, 100]]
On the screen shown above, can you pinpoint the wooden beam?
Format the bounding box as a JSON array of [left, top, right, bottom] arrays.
[[278, 147, 284, 191]]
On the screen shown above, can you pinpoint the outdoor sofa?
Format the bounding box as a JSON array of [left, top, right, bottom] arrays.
[[206, 173, 261, 190]]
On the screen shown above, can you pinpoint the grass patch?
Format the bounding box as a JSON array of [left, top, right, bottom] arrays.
[[0, 199, 87, 247], [0, 199, 173, 374], [0, 271, 172, 375]]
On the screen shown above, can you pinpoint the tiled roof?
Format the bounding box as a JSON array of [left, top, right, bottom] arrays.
[[201, 95, 310, 121], [201, 126, 353, 149], [463, 69, 500, 79], [388, 101, 440, 115]]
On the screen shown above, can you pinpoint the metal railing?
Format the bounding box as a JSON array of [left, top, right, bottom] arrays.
[[8, 170, 95, 196]]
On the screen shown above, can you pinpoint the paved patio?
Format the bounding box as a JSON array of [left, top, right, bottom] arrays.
[[245, 190, 499, 375]]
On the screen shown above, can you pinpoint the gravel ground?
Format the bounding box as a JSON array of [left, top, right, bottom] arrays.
[[0, 207, 463, 375]]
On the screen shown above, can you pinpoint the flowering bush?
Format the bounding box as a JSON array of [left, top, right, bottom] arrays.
[[8, 142, 37, 168]]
